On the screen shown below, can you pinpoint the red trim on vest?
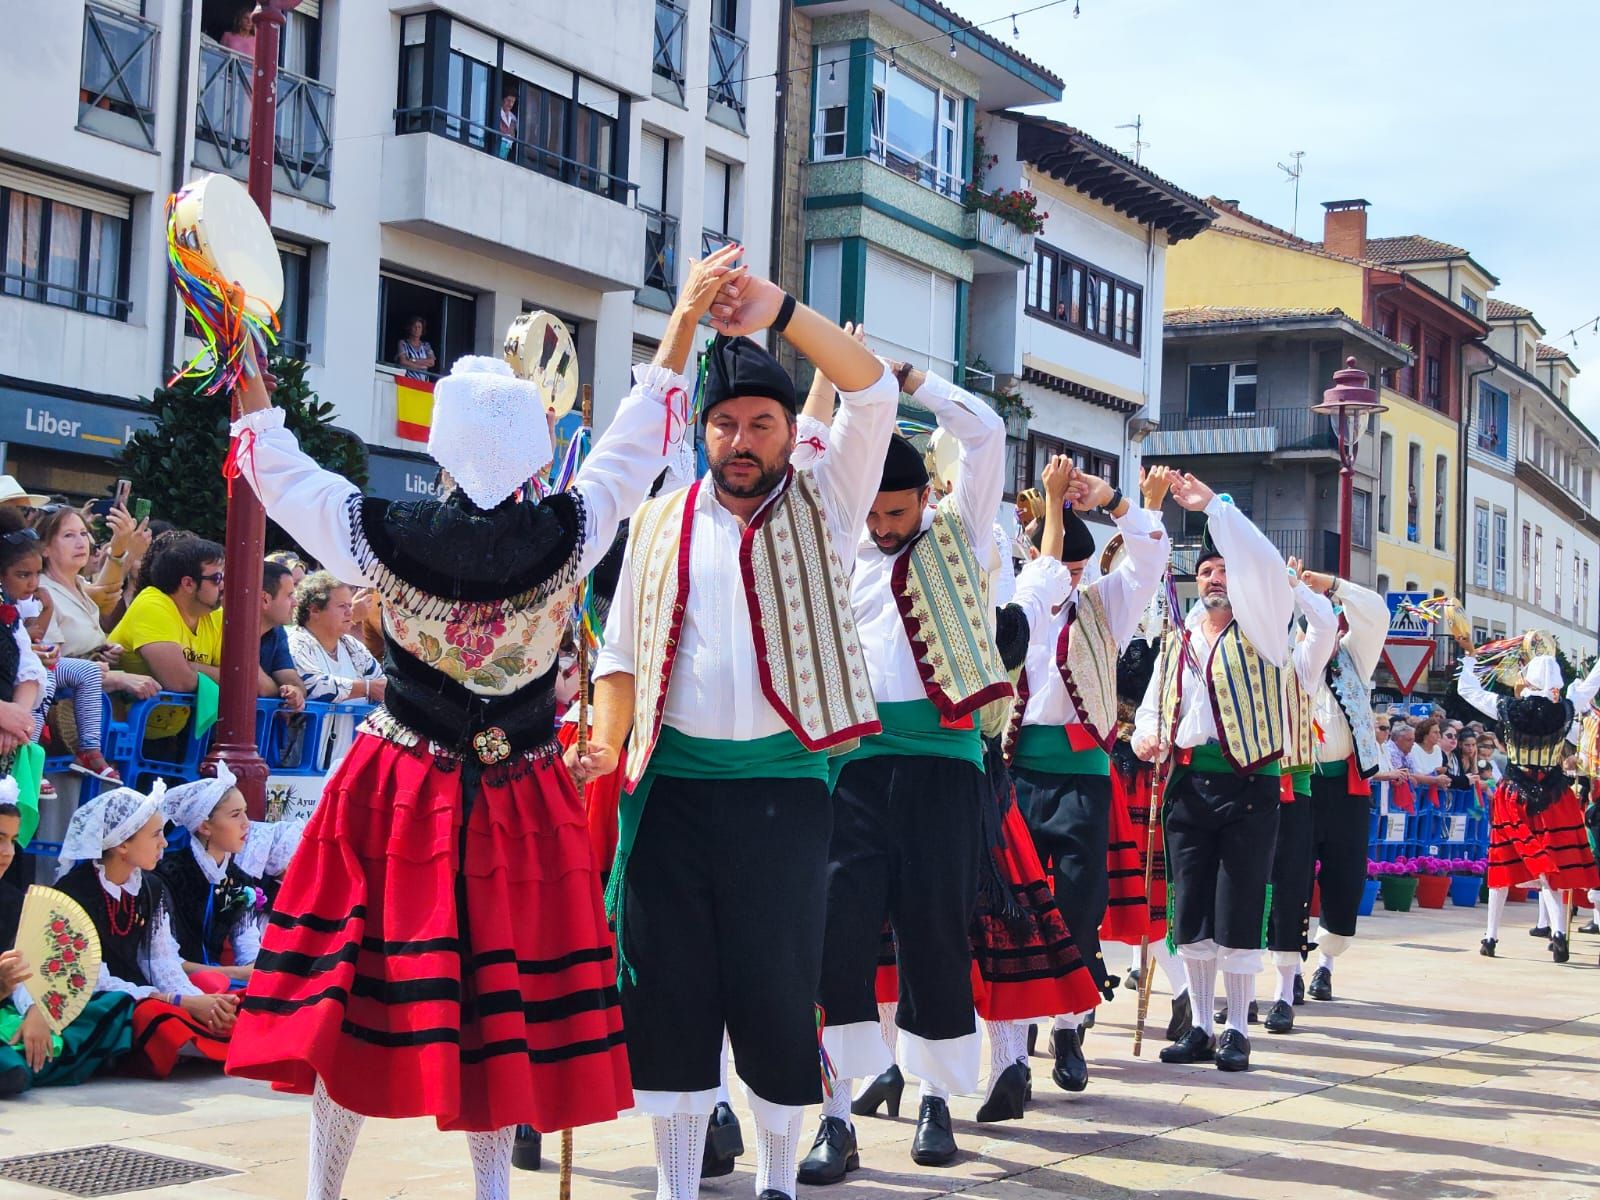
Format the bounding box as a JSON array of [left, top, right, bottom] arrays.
[[632, 479, 702, 787], [1054, 600, 1116, 752]]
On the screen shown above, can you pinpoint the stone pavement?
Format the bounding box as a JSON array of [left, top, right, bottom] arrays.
[[3, 900, 1598, 1200]]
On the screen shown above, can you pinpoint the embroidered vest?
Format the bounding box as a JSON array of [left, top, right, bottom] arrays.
[[1500, 697, 1573, 771], [1325, 645, 1383, 777], [1054, 584, 1118, 751], [889, 496, 1013, 737], [1281, 662, 1317, 770], [1578, 707, 1600, 777], [624, 474, 878, 785], [1158, 622, 1283, 774]]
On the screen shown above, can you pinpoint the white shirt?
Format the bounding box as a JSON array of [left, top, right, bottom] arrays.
[[39, 572, 107, 659], [851, 372, 1004, 704], [10, 619, 45, 693], [231, 362, 686, 589], [1405, 742, 1444, 776], [1289, 582, 1338, 695], [1134, 496, 1294, 749], [596, 366, 899, 741], [1022, 505, 1169, 728], [989, 524, 1017, 608], [1312, 579, 1389, 765]]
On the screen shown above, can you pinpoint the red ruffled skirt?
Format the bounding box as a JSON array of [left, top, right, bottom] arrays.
[[122, 998, 230, 1078], [1488, 783, 1600, 891], [1101, 769, 1154, 943], [556, 722, 625, 877], [226, 730, 632, 1132]]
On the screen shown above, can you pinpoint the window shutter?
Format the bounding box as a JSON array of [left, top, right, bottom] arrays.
[[639, 132, 666, 212], [704, 158, 728, 235], [0, 162, 130, 219]]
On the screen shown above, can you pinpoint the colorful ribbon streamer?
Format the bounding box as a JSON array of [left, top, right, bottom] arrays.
[[165, 194, 278, 394]]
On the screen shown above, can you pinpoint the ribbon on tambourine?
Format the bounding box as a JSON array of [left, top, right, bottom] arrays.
[[221, 426, 258, 501], [166, 204, 278, 395]]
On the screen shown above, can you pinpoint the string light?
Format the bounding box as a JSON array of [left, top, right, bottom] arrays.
[[1074, 0, 1081, 15], [1012, 13, 1020, 38], [949, 36, 958, 56], [828, 57, 836, 83]]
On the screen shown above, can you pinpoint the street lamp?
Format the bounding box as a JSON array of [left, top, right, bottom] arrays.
[[1312, 356, 1386, 580], [203, 0, 302, 817]]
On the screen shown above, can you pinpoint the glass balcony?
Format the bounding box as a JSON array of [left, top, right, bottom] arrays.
[[641, 206, 679, 304], [194, 43, 334, 206], [79, 3, 159, 149], [654, 0, 687, 102], [708, 24, 747, 130], [701, 228, 736, 257]]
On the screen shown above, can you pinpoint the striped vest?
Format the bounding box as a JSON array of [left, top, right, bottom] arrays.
[[1158, 621, 1283, 774], [1281, 661, 1317, 770], [1054, 584, 1119, 750], [1579, 707, 1600, 778], [890, 496, 1013, 737], [1501, 697, 1573, 771], [623, 474, 879, 786]]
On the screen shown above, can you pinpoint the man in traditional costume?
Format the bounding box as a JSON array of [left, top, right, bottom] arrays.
[[1299, 574, 1388, 1003], [1134, 479, 1294, 1073], [1458, 646, 1600, 964], [580, 274, 895, 1200], [1258, 565, 1337, 1034], [224, 247, 742, 1200], [1005, 470, 1170, 1096]]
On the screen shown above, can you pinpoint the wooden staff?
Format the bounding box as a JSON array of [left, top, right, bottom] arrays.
[[560, 384, 592, 1200], [1132, 576, 1177, 1057]]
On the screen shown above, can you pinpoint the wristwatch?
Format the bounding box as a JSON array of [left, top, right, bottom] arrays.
[[1096, 487, 1123, 516], [893, 362, 915, 393]]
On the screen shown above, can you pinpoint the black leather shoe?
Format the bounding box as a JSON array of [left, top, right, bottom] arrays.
[[757, 1192, 794, 1200], [702, 1101, 743, 1178], [797, 1116, 858, 1185], [511, 1127, 542, 1171], [1263, 999, 1294, 1034], [849, 1064, 904, 1118], [975, 1061, 1029, 1122], [1165, 991, 1193, 1042], [1026, 1024, 1038, 1056], [1292, 972, 1305, 1006], [1578, 920, 1599, 934], [1124, 967, 1143, 991], [1307, 965, 1334, 1000], [1214, 999, 1258, 1025], [1480, 937, 1497, 958], [1159, 1027, 1215, 1064], [1050, 1026, 1088, 1092], [1551, 932, 1571, 963], [1529, 924, 1551, 938], [910, 1096, 958, 1166], [1216, 1028, 1252, 1072]]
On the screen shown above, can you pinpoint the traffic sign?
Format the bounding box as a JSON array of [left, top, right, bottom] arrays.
[[1381, 637, 1435, 696], [1386, 591, 1433, 635]]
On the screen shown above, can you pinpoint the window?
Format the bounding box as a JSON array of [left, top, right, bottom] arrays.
[[863, 246, 956, 380], [703, 156, 738, 246], [812, 43, 850, 159], [79, 2, 159, 149], [1434, 453, 1448, 551], [1352, 488, 1371, 549], [654, 0, 687, 92], [1406, 444, 1421, 542], [277, 241, 312, 360], [0, 170, 130, 320], [1585, 560, 1592, 625], [1378, 433, 1393, 533], [1020, 431, 1118, 499], [1556, 538, 1564, 616], [1395, 319, 1419, 397], [1493, 510, 1507, 593], [1185, 362, 1257, 419], [1459, 289, 1480, 316], [1473, 504, 1490, 588], [1521, 521, 1532, 601], [1534, 527, 1543, 606], [573, 92, 619, 196], [1423, 335, 1444, 410], [806, 241, 842, 325], [1376, 573, 1390, 597], [1476, 382, 1508, 458], [377, 270, 480, 381], [871, 57, 963, 198], [1027, 242, 1142, 355], [1575, 550, 1583, 623], [638, 131, 676, 299]]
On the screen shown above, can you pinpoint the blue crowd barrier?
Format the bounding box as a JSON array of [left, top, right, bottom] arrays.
[[1365, 783, 1491, 866]]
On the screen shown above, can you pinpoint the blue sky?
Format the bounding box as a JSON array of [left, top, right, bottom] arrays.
[[954, 0, 1600, 421]]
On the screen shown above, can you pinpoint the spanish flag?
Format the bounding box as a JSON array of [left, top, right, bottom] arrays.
[[395, 376, 435, 442]]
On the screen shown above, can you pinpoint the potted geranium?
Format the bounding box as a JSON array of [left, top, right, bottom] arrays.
[[1378, 858, 1420, 912], [1359, 862, 1384, 916], [1414, 857, 1451, 909], [1449, 858, 1485, 907]]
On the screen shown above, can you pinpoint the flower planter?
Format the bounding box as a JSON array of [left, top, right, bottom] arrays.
[[1380, 876, 1419, 912], [1450, 875, 1482, 907], [1357, 878, 1381, 917], [1415, 875, 1450, 909]]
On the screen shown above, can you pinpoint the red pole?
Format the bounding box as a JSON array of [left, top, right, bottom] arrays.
[[205, 2, 293, 816], [1338, 458, 1354, 580]]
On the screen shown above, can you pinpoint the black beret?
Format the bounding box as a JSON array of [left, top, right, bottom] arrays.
[[879, 434, 930, 493], [1194, 521, 1222, 568], [1061, 509, 1096, 564], [702, 334, 797, 415], [994, 604, 1030, 672]]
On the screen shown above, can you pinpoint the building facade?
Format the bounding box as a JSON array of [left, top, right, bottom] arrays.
[[2, 0, 774, 499]]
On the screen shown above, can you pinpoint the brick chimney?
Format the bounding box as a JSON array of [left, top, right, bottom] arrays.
[[1322, 199, 1369, 259]]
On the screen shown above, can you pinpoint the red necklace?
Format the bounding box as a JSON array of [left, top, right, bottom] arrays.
[[104, 888, 139, 938]]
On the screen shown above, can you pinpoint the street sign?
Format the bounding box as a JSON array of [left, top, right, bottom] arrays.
[[1386, 591, 1433, 635], [1382, 638, 1435, 695]]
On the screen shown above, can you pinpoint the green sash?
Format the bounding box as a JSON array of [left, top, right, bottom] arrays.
[[827, 699, 982, 789], [1288, 764, 1312, 798], [1315, 759, 1348, 778], [1010, 724, 1110, 777], [1171, 741, 1283, 785], [605, 726, 826, 981]]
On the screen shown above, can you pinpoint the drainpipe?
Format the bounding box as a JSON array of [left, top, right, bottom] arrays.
[[162, 0, 197, 374]]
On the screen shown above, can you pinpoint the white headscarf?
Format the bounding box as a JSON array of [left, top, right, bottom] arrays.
[[1521, 654, 1563, 697], [161, 760, 238, 834], [427, 356, 554, 509], [55, 782, 166, 880]]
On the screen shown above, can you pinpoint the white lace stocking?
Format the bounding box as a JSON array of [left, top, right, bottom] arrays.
[[466, 1128, 514, 1200], [651, 1114, 707, 1200], [307, 1078, 365, 1200], [754, 1108, 803, 1197]]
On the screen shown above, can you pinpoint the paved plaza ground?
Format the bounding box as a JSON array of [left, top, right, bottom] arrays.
[[2, 900, 1598, 1199]]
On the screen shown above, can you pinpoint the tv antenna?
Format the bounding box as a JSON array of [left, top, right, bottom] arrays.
[[1116, 114, 1148, 165], [1278, 151, 1306, 235]]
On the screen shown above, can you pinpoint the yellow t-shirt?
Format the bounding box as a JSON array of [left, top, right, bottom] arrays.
[[110, 588, 224, 741]]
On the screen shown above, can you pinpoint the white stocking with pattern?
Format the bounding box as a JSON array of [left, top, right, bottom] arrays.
[[307, 1078, 365, 1200], [465, 1128, 514, 1200], [651, 1114, 707, 1200]]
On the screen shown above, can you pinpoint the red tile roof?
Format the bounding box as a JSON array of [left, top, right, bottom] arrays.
[[1361, 235, 1470, 264], [1485, 298, 1534, 320], [1537, 342, 1571, 362]]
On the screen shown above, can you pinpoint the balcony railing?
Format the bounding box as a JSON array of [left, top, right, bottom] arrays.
[[1173, 527, 1316, 575], [701, 228, 736, 257], [870, 137, 964, 201], [708, 24, 747, 129], [654, 0, 687, 100], [393, 106, 637, 204], [195, 43, 334, 205], [79, 3, 159, 148], [642, 207, 679, 301], [1154, 405, 1340, 453], [968, 203, 1035, 263]]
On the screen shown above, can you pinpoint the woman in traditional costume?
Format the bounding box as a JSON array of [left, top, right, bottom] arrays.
[[52, 785, 237, 1077], [223, 252, 734, 1200]]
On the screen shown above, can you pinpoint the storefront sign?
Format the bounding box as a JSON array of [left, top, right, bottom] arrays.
[[0, 383, 155, 458]]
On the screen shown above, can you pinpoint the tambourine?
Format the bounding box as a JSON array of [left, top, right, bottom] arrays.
[[503, 310, 580, 417], [1099, 532, 1125, 576], [1016, 488, 1045, 526], [926, 428, 960, 492], [168, 174, 282, 320]]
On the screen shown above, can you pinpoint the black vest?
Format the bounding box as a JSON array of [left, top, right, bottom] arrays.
[[155, 849, 263, 966], [56, 862, 163, 990]]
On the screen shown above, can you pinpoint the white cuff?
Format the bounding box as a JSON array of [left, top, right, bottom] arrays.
[[897, 1028, 981, 1096], [626, 1086, 719, 1118], [822, 1019, 893, 1083], [230, 407, 287, 437], [911, 371, 957, 406], [1216, 946, 1265, 974], [1315, 931, 1353, 957], [630, 361, 688, 396]]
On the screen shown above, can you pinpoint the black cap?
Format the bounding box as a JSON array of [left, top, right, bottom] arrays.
[[701, 334, 797, 415], [1061, 509, 1096, 564], [994, 604, 1030, 672], [1194, 522, 1222, 568], [879, 434, 930, 493]]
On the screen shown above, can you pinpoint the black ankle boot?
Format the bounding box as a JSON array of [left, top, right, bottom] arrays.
[[974, 1061, 1029, 1122], [849, 1064, 904, 1118], [511, 1126, 542, 1171]]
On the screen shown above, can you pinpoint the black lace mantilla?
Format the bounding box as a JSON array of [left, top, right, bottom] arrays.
[[349, 488, 587, 618], [1499, 694, 1574, 739]]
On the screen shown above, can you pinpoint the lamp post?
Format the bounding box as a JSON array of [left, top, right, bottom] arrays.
[[1312, 357, 1386, 580], [204, 0, 301, 817]]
